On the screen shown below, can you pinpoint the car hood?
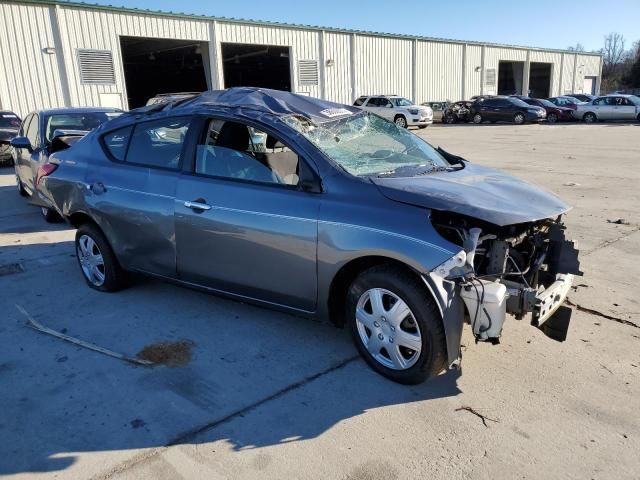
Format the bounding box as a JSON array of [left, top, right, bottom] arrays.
[[0, 128, 18, 142], [371, 162, 570, 226]]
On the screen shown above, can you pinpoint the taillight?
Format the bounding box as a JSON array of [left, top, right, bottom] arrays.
[[36, 163, 58, 186]]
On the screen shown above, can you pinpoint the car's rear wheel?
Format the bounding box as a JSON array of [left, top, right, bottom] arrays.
[[16, 174, 28, 197], [583, 112, 597, 123], [347, 265, 446, 384], [547, 113, 558, 123], [394, 115, 408, 128], [472, 113, 483, 124], [41, 206, 62, 223], [75, 223, 127, 292], [513, 112, 526, 124]]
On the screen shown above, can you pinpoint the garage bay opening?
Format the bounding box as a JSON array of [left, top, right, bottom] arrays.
[[498, 61, 524, 95], [222, 43, 291, 91], [119, 36, 210, 108], [529, 62, 552, 98]]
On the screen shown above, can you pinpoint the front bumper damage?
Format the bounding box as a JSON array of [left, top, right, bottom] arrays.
[[424, 218, 582, 368]]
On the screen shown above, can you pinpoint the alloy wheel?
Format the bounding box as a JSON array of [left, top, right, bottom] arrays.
[[355, 288, 422, 370], [548, 113, 558, 123], [472, 113, 482, 124], [514, 113, 525, 124], [395, 116, 407, 128], [584, 113, 596, 123], [77, 234, 106, 286]]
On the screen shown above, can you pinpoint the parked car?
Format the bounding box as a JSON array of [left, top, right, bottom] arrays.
[[470, 96, 546, 124], [421, 101, 449, 122], [565, 93, 597, 103], [512, 96, 574, 123], [38, 87, 581, 385], [0, 110, 21, 165], [573, 95, 640, 123], [546, 96, 582, 110], [442, 101, 473, 124], [11, 108, 122, 220], [354, 95, 433, 128]]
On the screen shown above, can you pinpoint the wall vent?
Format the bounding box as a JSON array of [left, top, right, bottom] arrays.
[[298, 60, 319, 86], [77, 49, 116, 84], [485, 68, 497, 87]]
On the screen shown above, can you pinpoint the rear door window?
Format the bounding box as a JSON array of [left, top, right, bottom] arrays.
[[353, 97, 367, 106], [26, 114, 39, 147], [124, 117, 191, 170], [103, 126, 133, 161]]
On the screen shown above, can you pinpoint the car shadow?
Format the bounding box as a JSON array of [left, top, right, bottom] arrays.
[[0, 238, 461, 476]]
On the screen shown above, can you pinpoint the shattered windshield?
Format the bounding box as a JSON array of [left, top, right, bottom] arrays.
[[283, 112, 450, 177]]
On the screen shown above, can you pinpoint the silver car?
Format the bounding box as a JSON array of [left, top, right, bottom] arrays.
[[573, 94, 640, 123], [37, 88, 581, 384]]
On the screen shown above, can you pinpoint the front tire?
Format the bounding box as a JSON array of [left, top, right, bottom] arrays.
[[583, 112, 597, 123], [41, 207, 62, 223], [513, 112, 525, 124], [547, 113, 558, 123], [75, 223, 128, 292], [16, 174, 28, 197], [394, 115, 408, 128], [444, 115, 457, 124], [347, 265, 447, 384], [472, 113, 483, 124]]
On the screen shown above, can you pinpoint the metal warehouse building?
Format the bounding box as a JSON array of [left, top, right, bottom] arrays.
[[0, 0, 603, 116]]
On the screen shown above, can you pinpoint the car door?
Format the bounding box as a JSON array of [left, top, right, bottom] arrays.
[[377, 97, 395, 120], [598, 98, 616, 120], [91, 116, 191, 277], [174, 116, 320, 312], [478, 99, 499, 121], [612, 97, 635, 120], [16, 113, 44, 191]]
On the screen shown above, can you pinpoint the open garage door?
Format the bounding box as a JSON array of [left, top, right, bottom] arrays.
[[120, 36, 209, 109], [222, 43, 291, 91], [498, 61, 524, 95], [529, 62, 552, 98]]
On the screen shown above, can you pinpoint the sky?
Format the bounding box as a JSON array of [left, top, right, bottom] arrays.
[[78, 0, 640, 52]]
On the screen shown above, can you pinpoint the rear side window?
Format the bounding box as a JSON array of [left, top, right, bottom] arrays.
[[353, 97, 367, 106], [103, 126, 133, 161], [26, 114, 39, 147], [104, 117, 191, 170]]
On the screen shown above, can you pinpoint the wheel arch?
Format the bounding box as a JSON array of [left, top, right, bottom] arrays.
[[327, 255, 427, 328]]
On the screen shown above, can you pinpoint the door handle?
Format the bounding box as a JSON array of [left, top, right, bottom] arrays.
[[184, 200, 212, 211]]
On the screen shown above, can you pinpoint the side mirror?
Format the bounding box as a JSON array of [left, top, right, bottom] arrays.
[[11, 136, 33, 152]]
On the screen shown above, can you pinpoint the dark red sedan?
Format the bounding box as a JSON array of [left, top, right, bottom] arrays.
[[512, 96, 574, 123]]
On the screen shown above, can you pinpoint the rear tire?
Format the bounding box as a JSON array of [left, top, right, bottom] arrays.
[[75, 223, 128, 292], [41, 207, 62, 223], [583, 112, 597, 123], [346, 265, 447, 384]]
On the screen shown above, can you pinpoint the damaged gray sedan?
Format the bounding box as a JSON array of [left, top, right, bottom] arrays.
[[37, 88, 581, 384]]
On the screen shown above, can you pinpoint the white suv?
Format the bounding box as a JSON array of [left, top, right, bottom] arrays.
[[354, 95, 433, 128]]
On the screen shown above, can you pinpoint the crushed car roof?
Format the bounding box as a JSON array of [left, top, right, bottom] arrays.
[[134, 87, 362, 124]]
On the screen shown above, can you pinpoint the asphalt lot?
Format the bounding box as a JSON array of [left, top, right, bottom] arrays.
[[1, 122, 639, 480]]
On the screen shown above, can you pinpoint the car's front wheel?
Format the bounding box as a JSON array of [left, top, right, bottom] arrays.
[[444, 115, 456, 124], [347, 265, 447, 384], [583, 112, 597, 123], [394, 115, 408, 128], [75, 223, 127, 292], [547, 113, 558, 123], [16, 174, 28, 197], [472, 113, 483, 124], [41, 207, 62, 223]]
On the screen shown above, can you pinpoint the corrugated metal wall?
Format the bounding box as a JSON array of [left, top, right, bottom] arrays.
[[354, 35, 412, 99], [415, 41, 463, 102], [0, 2, 67, 116], [0, 0, 603, 116], [322, 32, 352, 104]]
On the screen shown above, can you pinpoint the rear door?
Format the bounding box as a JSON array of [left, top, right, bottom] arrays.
[[612, 97, 636, 120], [175, 116, 320, 311], [91, 116, 191, 277]]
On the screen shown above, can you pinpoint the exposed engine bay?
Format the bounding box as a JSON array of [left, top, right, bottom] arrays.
[[430, 210, 582, 346]]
